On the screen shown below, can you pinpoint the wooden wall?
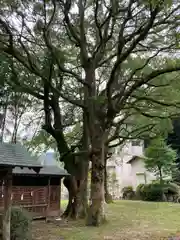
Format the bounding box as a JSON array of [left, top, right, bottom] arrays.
[[0, 179, 61, 218]]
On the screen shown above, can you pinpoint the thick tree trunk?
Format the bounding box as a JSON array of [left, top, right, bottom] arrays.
[[87, 141, 106, 226], [43, 65, 90, 220], [62, 176, 78, 219], [84, 66, 107, 226], [62, 165, 89, 220], [76, 160, 89, 219], [77, 110, 89, 218], [62, 111, 89, 220], [60, 147, 89, 220], [104, 150, 113, 204], [78, 179, 88, 218]]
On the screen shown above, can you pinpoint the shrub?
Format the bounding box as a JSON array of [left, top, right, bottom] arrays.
[[122, 186, 133, 193], [136, 183, 163, 201], [122, 186, 135, 200], [11, 206, 32, 240], [172, 169, 180, 185], [136, 184, 145, 199], [165, 182, 179, 195], [136, 182, 180, 202], [163, 182, 180, 202]]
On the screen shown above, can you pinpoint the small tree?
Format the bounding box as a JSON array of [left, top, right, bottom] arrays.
[[145, 137, 177, 183]]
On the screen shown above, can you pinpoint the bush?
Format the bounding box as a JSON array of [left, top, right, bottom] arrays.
[[136, 184, 145, 199], [172, 168, 180, 185], [136, 183, 163, 201], [11, 207, 32, 240], [136, 182, 180, 202], [122, 186, 133, 193], [165, 182, 179, 195], [163, 182, 180, 202], [122, 186, 135, 200]]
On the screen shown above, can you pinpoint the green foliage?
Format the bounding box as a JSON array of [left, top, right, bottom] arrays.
[[143, 0, 172, 8], [122, 186, 133, 193], [24, 121, 82, 156], [172, 168, 180, 185], [136, 182, 180, 202], [145, 137, 177, 180], [136, 183, 145, 199], [164, 182, 180, 196], [11, 207, 32, 240], [136, 183, 164, 201], [122, 186, 135, 200], [64, 122, 82, 146], [24, 130, 55, 154]]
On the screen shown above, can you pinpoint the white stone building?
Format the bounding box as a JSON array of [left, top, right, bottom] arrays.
[[107, 140, 157, 197]]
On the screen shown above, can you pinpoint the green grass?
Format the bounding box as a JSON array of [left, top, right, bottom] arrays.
[[34, 200, 180, 240]]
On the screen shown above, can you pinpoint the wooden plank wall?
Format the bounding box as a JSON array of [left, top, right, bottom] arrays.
[[0, 184, 60, 217]]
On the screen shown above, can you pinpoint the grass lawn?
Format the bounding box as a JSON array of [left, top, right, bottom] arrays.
[[33, 200, 180, 240]]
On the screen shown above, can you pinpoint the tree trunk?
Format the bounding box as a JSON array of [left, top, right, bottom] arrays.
[[44, 89, 90, 220], [84, 66, 107, 226], [62, 163, 89, 220], [159, 167, 163, 185], [62, 110, 89, 219], [78, 111, 89, 218], [0, 97, 8, 142], [104, 149, 113, 203], [78, 179, 88, 218], [61, 176, 78, 219], [87, 141, 106, 226], [62, 158, 89, 219]]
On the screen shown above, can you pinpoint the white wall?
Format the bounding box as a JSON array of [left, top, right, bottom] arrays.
[[130, 158, 156, 190], [107, 140, 157, 196]]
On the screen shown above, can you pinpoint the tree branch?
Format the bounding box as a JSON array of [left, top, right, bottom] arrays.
[[106, 2, 161, 114], [120, 65, 180, 108]]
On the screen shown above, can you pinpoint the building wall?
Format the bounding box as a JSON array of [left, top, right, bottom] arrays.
[[130, 158, 156, 190], [0, 184, 60, 218], [107, 140, 157, 197]]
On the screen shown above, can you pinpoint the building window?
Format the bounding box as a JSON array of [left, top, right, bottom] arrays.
[[136, 172, 147, 184], [132, 140, 141, 146]]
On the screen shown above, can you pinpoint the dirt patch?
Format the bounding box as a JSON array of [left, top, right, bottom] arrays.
[[32, 221, 67, 240]]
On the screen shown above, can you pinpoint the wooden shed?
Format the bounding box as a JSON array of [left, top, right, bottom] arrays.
[[1, 165, 69, 219], [0, 142, 42, 240], [0, 143, 69, 219]]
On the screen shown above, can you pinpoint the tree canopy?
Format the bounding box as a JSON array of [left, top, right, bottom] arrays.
[[145, 137, 177, 181]]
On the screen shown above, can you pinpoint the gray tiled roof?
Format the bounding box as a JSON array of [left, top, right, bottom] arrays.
[[13, 165, 69, 176], [0, 142, 42, 168]]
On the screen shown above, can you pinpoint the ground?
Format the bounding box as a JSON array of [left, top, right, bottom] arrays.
[[32, 200, 180, 240]]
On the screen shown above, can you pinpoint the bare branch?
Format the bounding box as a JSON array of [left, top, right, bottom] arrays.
[[78, 0, 88, 63], [42, 30, 88, 86], [134, 107, 179, 119], [106, 3, 161, 111], [108, 123, 156, 148], [132, 95, 180, 108], [119, 65, 180, 108], [62, 0, 81, 44]]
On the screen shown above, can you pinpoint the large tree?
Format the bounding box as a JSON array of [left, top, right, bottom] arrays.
[[0, 0, 180, 226]]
